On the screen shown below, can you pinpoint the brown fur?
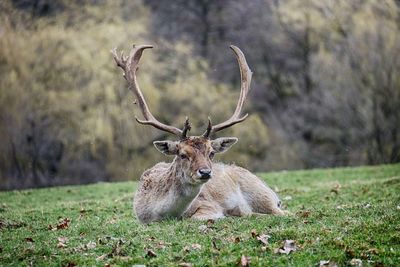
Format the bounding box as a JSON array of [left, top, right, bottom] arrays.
[[133, 137, 286, 224]]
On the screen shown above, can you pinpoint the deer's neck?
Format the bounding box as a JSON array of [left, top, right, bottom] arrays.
[[168, 158, 203, 197], [161, 159, 203, 217]]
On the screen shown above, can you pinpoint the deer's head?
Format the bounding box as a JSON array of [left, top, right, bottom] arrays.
[[112, 45, 252, 184]]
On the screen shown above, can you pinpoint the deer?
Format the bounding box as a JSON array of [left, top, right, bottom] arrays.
[[112, 44, 287, 224]]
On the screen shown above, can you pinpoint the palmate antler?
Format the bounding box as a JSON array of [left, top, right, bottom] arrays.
[[112, 45, 191, 139], [203, 45, 253, 138], [112, 44, 252, 139]]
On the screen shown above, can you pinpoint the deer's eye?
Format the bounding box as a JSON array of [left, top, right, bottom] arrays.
[[180, 154, 188, 160], [209, 152, 215, 159]]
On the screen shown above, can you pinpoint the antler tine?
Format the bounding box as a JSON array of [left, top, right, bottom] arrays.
[[112, 44, 184, 137], [181, 117, 191, 139], [203, 45, 253, 137], [203, 117, 212, 138]]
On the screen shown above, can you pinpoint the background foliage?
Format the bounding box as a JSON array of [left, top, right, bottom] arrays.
[[0, 0, 399, 189]]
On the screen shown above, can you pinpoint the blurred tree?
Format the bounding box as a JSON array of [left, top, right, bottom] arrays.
[[0, 0, 399, 189]]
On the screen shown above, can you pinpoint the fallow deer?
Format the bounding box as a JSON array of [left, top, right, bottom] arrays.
[[112, 44, 287, 224]]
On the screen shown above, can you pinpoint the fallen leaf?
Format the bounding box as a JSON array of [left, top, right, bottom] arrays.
[[183, 243, 202, 252], [256, 234, 270, 246], [319, 260, 338, 267], [331, 183, 341, 194], [350, 258, 362, 266], [56, 218, 71, 230], [274, 240, 297, 254], [108, 217, 117, 224], [96, 254, 108, 261], [198, 225, 208, 233], [111, 239, 125, 256], [365, 248, 379, 255], [63, 262, 77, 267], [234, 237, 241, 243], [251, 229, 258, 238], [336, 205, 349, 210], [57, 242, 67, 249], [297, 210, 311, 218], [58, 237, 68, 243], [57, 237, 68, 248], [240, 255, 250, 267], [86, 241, 96, 249], [114, 256, 133, 262], [211, 238, 219, 251], [155, 241, 169, 249], [345, 248, 356, 258], [146, 249, 157, 257], [207, 219, 215, 227], [178, 263, 192, 267]]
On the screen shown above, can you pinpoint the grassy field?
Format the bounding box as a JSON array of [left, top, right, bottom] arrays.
[[1, 164, 399, 266]]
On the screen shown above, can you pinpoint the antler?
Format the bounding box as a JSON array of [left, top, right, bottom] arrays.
[[112, 44, 191, 138], [203, 45, 253, 138]]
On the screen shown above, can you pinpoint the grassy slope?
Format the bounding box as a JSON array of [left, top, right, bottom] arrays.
[[0, 164, 399, 266]]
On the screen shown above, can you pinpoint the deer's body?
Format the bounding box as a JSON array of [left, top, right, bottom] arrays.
[[134, 137, 284, 224], [112, 44, 288, 224]]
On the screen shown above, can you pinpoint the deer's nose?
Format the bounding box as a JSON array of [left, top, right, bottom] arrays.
[[198, 168, 212, 179]]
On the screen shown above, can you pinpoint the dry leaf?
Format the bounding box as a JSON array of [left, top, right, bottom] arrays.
[[331, 183, 341, 194], [363, 203, 371, 209], [198, 225, 208, 233], [114, 256, 133, 262], [108, 217, 117, 224], [256, 234, 270, 246], [86, 241, 96, 249], [297, 210, 311, 218], [349, 258, 362, 266], [184, 243, 202, 252], [319, 260, 338, 267], [146, 249, 157, 257], [275, 240, 297, 254], [111, 239, 125, 256], [240, 255, 250, 267], [57, 236, 68, 248], [58, 237, 68, 243], [234, 237, 241, 243], [56, 218, 71, 230], [96, 254, 108, 261], [178, 263, 192, 267], [365, 248, 379, 255], [155, 241, 169, 249], [251, 229, 258, 238]]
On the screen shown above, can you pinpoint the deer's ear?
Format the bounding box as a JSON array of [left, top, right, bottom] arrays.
[[153, 141, 179, 155], [211, 137, 238, 153]]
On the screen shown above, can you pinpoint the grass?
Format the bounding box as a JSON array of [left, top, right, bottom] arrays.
[[0, 164, 399, 266]]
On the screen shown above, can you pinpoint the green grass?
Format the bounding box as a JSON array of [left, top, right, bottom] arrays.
[[1, 164, 399, 266]]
